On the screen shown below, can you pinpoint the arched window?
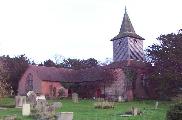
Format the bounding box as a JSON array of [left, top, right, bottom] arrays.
[[25, 73, 33, 92]]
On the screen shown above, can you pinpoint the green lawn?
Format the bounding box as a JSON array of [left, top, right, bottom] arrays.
[[0, 98, 176, 120]]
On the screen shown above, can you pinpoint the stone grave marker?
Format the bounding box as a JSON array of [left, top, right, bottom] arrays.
[[155, 101, 159, 109], [132, 107, 138, 116], [15, 96, 26, 108], [36, 99, 47, 113], [27, 91, 37, 108], [118, 96, 125, 102], [52, 102, 62, 109], [22, 104, 30, 116], [56, 112, 73, 120], [72, 93, 78, 103]]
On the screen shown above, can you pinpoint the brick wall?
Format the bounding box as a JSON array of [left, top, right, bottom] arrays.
[[18, 67, 41, 95], [41, 81, 68, 97]]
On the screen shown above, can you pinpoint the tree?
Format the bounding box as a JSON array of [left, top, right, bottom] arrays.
[[82, 58, 98, 68], [62, 58, 99, 70], [43, 59, 56, 67], [0, 61, 10, 97], [146, 29, 182, 97], [1, 55, 30, 95]]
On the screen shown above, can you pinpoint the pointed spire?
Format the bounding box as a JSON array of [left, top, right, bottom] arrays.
[[111, 7, 144, 41], [120, 6, 135, 34], [125, 6, 127, 13]]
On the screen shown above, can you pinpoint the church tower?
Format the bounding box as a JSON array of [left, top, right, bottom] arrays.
[[111, 8, 145, 62]]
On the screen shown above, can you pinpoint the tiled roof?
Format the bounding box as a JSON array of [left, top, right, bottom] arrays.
[[77, 67, 107, 82], [29, 65, 75, 82], [27, 60, 148, 83], [27, 65, 114, 83]]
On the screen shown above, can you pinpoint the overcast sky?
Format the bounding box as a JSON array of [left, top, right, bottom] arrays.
[[0, 0, 181, 63]]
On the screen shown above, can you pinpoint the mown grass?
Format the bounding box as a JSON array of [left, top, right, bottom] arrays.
[[59, 99, 172, 120], [0, 98, 176, 120]]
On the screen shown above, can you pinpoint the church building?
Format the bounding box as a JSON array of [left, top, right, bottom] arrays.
[[18, 8, 151, 100]]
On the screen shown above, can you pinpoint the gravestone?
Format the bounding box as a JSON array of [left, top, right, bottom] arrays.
[[132, 108, 138, 116], [118, 96, 125, 102], [72, 93, 78, 103], [27, 91, 37, 108], [52, 102, 62, 109], [56, 112, 73, 120], [22, 104, 30, 116], [15, 96, 26, 108], [36, 99, 47, 113], [155, 101, 159, 109]]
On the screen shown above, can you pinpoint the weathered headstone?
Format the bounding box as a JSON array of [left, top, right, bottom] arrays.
[[22, 104, 31, 116], [27, 91, 37, 108], [118, 96, 125, 102], [36, 99, 47, 113], [72, 93, 78, 103], [132, 108, 138, 116], [15, 96, 26, 108], [155, 101, 159, 109], [56, 112, 73, 120], [52, 102, 62, 109]]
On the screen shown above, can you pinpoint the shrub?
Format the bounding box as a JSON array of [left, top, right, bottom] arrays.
[[166, 103, 182, 120]]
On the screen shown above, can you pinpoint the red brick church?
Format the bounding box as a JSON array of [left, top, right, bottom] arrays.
[[18, 8, 154, 101]]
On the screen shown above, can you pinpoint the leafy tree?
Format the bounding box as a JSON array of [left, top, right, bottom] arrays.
[[0, 61, 11, 97], [39, 57, 99, 69], [82, 58, 98, 68], [62, 58, 99, 70], [146, 29, 182, 97], [1, 55, 30, 95], [43, 59, 56, 67], [62, 58, 79, 69]]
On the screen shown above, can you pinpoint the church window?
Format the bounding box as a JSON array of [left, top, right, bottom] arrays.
[[25, 73, 33, 92]]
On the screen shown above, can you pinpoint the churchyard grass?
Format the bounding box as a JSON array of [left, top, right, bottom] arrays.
[[0, 97, 175, 120], [0, 97, 15, 108]]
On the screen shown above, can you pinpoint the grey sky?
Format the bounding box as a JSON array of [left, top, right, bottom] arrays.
[[0, 0, 181, 63]]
